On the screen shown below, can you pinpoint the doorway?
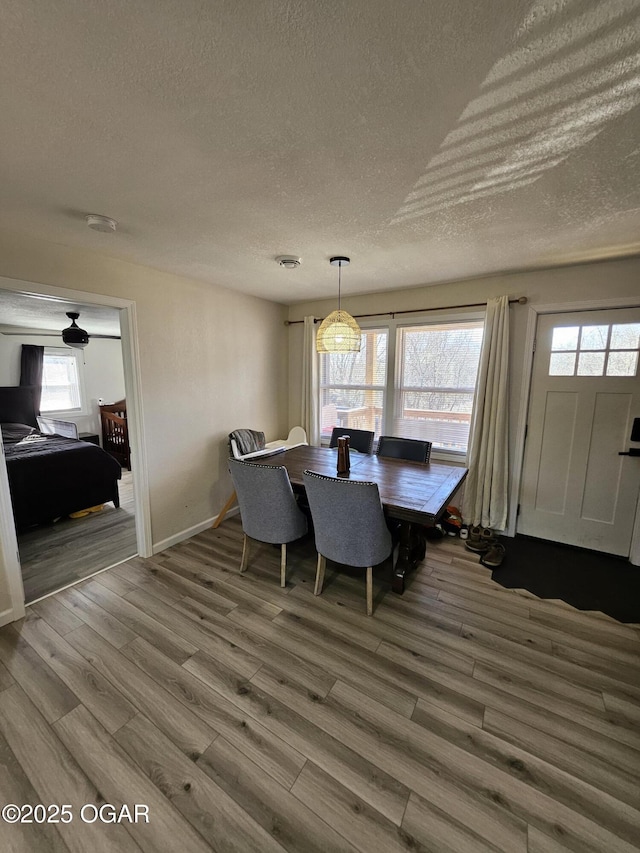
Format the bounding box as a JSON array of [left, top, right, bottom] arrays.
[[518, 307, 640, 556], [0, 277, 151, 620]]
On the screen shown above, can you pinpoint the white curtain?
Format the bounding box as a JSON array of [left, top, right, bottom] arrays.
[[463, 295, 510, 530], [301, 316, 320, 446]]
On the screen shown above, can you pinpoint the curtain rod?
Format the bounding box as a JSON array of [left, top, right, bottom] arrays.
[[284, 296, 527, 325]]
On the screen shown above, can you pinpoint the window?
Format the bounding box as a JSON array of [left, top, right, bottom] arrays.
[[320, 328, 388, 440], [318, 316, 484, 455], [549, 323, 640, 377], [394, 321, 484, 453], [40, 348, 83, 413]]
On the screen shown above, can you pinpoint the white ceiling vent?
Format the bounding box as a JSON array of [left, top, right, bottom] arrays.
[[86, 214, 118, 233], [276, 256, 301, 269]]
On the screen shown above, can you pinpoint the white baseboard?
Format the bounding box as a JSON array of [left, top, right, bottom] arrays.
[[0, 607, 16, 628], [152, 506, 240, 555]]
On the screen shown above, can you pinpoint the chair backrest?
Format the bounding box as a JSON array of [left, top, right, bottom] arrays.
[[328, 427, 375, 454], [377, 435, 432, 463], [303, 470, 392, 568], [228, 428, 266, 459], [229, 458, 307, 545], [285, 426, 308, 446]]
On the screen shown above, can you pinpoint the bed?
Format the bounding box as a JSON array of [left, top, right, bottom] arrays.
[[0, 386, 122, 530]]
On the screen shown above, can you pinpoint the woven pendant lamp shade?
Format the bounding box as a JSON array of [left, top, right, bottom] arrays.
[[316, 310, 362, 352], [316, 256, 361, 353]]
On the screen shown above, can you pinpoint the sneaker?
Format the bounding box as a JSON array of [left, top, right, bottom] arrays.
[[465, 526, 494, 553], [480, 542, 506, 567]]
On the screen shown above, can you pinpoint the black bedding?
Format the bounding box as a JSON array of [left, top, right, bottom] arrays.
[[2, 422, 122, 529]]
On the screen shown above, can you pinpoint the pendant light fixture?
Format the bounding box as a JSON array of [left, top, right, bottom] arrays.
[[62, 312, 90, 349], [316, 256, 361, 353]]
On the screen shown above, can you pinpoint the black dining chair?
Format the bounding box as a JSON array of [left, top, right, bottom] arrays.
[[328, 427, 375, 455], [303, 469, 393, 615], [228, 458, 308, 587], [377, 435, 432, 463]]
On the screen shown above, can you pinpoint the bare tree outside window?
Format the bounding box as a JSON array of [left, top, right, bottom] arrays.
[[395, 322, 483, 451], [319, 319, 484, 452], [320, 329, 387, 438]]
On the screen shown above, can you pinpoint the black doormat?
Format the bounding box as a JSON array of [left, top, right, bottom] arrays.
[[490, 535, 640, 624]]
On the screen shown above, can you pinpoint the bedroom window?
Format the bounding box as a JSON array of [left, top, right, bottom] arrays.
[[40, 348, 83, 413]]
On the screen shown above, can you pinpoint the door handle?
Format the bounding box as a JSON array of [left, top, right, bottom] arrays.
[[618, 448, 640, 456]]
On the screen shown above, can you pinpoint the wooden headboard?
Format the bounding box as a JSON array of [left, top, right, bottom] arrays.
[[0, 386, 39, 427]]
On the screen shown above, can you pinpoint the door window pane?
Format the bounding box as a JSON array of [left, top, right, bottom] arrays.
[[606, 351, 638, 376], [548, 320, 639, 377], [610, 323, 640, 350], [577, 352, 605, 376], [579, 325, 608, 350], [549, 352, 576, 376], [551, 327, 579, 350]]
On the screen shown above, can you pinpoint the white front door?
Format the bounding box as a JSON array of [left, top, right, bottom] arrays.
[[518, 308, 640, 556]]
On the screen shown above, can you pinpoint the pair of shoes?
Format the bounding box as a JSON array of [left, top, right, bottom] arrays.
[[69, 504, 104, 519], [480, 541, 506, 568], [465, 526, 494, 553]]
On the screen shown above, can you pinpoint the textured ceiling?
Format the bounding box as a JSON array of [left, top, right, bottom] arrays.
[[0, 0, 639, 307]]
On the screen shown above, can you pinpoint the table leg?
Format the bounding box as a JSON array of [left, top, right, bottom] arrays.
[[392, 522, 426, 594]]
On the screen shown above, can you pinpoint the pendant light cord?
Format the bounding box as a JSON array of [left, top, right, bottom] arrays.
[[337, 261, 342, 312]]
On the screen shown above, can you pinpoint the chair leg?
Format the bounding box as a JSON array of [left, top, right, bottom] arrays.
[[366, 566, 373, 616], [314, 554, 326, 596], [280, 543, 287, 588], [240, 534, 250, 573], [213, 490, 237, 529]]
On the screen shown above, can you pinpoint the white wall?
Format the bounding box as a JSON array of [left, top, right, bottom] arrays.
[[0, 229, 289, 621], [287, 256, 640, 526], [0, 334, 125, 437]]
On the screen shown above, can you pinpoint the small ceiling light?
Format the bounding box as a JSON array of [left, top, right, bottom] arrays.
[[86, 213, 118, 233], [62, 312, 90, 349], [276, 255, 302, 269], [316, 257, 361, 353]]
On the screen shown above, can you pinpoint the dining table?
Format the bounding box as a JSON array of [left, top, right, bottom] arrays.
[[249, 444, 468, 593]]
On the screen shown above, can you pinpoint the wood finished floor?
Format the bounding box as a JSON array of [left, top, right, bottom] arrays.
[[1, 517, 639, 853], [18, 470, 137, 603]]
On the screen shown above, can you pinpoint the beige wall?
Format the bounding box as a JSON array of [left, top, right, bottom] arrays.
[[287, 256, 640, 523], [0, 230, 288, 574]]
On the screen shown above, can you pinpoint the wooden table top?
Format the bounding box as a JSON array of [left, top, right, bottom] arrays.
[[250, 445, 468, 523]]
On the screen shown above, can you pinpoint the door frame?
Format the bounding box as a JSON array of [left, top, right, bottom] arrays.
[[0, 275, 152, 624], [510, 295, 640, 565]]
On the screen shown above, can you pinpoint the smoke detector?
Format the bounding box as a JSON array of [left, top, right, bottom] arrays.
[[276, 255, 301, 269], [86, 214, 118, 233]]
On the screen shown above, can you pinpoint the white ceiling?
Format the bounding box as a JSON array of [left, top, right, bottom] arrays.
[[0, 292, 121, 338], [0, 0, 639, 309]]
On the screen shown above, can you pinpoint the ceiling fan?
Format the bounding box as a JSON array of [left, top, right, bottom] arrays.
[[62, 312, 90, 349], [0, 310, 121, 346]]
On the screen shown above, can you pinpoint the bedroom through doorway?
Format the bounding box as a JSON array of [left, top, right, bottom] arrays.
[[0, 289, 139, 603]]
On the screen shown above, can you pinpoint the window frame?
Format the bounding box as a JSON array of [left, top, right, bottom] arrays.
[[319, 309, 485, 461], [319, 326, 390, 443], [40, 346, 88, 416]]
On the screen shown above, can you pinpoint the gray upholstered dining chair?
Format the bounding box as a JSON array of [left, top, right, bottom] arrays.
[[228, 458, 308, 587], [328, 427, 375, 454], [377, 435, 432, 463], [303, 469, 393, 615]]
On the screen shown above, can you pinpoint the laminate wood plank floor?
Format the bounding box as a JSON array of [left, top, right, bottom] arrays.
[[18, 471, 137, 603], [1, 518, 639, 853]]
